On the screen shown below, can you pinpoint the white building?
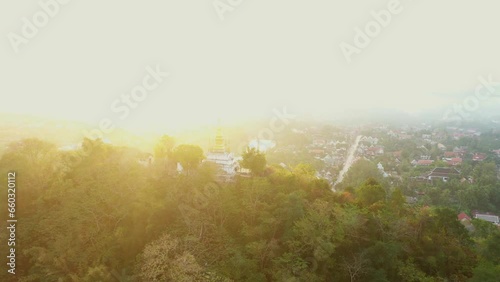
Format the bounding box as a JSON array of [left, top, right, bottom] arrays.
[[205, 127, 240, 177], [249, 139, 276, 152], [475, 214, 500, 225]]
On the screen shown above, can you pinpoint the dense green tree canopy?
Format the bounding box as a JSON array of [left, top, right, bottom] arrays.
[[172, 144, 204, 173], [240, 147, 267, 176], [0, 138, 495, 281]]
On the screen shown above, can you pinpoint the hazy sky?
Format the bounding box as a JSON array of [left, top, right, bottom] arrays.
[[1, 0, 500, 132]]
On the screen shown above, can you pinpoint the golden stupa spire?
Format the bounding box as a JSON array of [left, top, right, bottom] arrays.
[[212, 119, 226, 153]]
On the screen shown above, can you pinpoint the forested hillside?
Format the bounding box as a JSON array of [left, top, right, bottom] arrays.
[[0, 138, 498, 281]]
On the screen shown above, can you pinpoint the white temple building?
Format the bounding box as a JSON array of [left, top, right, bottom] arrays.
[[205, 126, 240, 177]]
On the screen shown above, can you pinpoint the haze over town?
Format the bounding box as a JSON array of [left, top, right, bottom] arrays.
[[2, 1, 500, 133], [2, 1, 500, 281]]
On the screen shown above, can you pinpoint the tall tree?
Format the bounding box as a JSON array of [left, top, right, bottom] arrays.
[[137, 233, 203, 282], [173, 144, 205, 174], [154, 135, 176, 159], [154, 135, 176, 173], [240, 147, 267, 176], [356, 178, 386, 207]]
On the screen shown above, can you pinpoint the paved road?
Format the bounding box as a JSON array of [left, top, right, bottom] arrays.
[[332, 135, 362, 191]]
